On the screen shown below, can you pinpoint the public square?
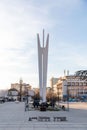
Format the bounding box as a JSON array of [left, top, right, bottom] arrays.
[[0, 102, 87, 130]]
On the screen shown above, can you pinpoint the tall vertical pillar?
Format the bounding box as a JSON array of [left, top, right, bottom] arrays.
[[37, 30, 49, 102]]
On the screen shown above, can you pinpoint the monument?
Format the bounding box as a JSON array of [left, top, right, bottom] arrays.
[[37, 30, 49, 102]]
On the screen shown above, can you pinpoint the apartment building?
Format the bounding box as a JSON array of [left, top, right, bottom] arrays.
[[51, 75, 87, 100], [11, 79, 32, 92]]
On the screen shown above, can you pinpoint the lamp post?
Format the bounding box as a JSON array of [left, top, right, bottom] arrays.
[[19, 78, 23, 102], [67, 84, 69, 111], [64, 80, 69, 111], [57, 86, 59, 107], [26, 88, 28, 104], [51, 78, 54, 108]]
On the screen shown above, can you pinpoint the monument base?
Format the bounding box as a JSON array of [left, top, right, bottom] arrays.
[[40, 102, 47, 111]]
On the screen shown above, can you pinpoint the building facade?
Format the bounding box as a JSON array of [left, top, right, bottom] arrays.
[[52, 75, 87, 100], [11, 81, 31, 92], [8, 88, 19, 101], [11, 79, 32, 101]]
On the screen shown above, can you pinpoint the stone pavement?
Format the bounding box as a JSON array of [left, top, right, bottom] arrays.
[[0, 102, 87, 130]]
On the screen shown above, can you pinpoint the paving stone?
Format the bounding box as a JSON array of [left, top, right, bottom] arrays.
[[0, 102, 87, 130]]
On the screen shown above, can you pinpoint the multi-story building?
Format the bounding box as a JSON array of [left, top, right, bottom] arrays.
[[50, 77, 58, 88], [51, 74, 87, 100], [8, 88, 19, 101], [10, 79, 32, 101], [11, 79, 32, 93]]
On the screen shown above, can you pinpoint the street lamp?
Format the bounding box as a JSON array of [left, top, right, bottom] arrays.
[[26, 88, 28, 104], [67, 84, 69, 111], [19, 78, 23, 102], [57, 86, 59, 107], [51, 87, 54, 108], [64, 81, 69, 111], [51, 78, 54, 108]]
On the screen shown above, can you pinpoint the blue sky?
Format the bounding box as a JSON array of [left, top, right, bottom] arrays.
[[0, 0, 87, 89]]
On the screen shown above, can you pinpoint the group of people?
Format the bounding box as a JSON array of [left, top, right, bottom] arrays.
[[33, 99, 55, 108], [33, 99, 40, 108]]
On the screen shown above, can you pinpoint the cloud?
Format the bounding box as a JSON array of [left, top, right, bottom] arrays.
[[0, 0, 86, 89]]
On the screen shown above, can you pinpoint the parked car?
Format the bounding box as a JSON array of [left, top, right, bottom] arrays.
[[0, 97, 5, 103]]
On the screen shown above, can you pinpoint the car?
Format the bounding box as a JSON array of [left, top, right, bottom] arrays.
[[0, 97, 5, 103]]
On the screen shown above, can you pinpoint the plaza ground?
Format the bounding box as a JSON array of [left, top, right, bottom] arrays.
[[0, 102, 87, 130]]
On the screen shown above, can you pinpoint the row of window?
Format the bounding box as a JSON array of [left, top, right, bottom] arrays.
[[67, 82, 87, 86]]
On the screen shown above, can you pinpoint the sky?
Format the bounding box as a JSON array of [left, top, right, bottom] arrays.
[[0, 0, 87, 89]]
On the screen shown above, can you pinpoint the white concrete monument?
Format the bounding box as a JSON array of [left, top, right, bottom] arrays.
[[37, 30, 49, 102]]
